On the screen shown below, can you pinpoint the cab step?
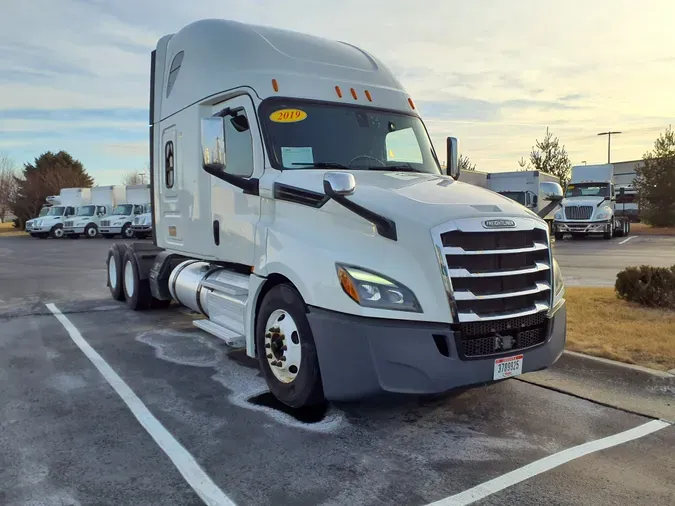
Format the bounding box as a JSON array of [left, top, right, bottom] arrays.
[[193, 319, 245, 348]]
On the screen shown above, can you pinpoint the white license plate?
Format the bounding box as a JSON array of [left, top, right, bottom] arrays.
[[493, 354, 523, 380]]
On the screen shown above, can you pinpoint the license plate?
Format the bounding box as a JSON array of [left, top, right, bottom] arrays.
[[493, 354, 523, 380]]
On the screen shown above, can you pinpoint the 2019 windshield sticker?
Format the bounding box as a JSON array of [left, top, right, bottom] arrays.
[[270, 109, 308, 123]]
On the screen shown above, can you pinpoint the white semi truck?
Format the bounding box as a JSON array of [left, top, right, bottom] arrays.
[[553, 164, 631, 240], [30, 188, 91, 238], [100, 184, 150, 239], [105, 19, 567, 409], [64, 185, 126, 239]]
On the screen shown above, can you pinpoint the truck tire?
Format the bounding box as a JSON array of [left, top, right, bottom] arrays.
[[50, 224, 64, 239], [107, 243, 128, 301], [603, 225, 613, 240], [625, 221, 631, 236], [85, 224, 98, 239], [122, 249, 152, 310], [554, 231, 564, 241], [121, 223, 134, 239], [256, 284, 325, 409]]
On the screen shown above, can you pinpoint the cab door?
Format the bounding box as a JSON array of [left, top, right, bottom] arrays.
[[209, 94, 263, 266]]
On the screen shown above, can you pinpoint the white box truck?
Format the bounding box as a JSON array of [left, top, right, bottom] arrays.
[[30, 188, 91, 238], [105, 19, 567, 409], [25, 196, 60, 234], [64, 185, 126, 239], [132, 203, 153, 239], [458, 169, 489, 188], [553, 164, 631, 240], [487, 171, 561, 225], [99, 184, 149, 238]]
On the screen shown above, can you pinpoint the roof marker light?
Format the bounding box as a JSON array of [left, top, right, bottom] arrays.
[[272, 79, 279, 92], [335, 85, 343, 98], [350, 88, 358, 100], [364, 90, 373, 102], [408, 97, 416, 110]]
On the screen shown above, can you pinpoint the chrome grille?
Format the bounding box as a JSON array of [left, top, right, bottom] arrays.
[[564, 205, 593, 220], [101, 220, 110, 227]]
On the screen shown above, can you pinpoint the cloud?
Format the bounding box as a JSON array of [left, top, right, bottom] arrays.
[[1, 0, 674, 179]]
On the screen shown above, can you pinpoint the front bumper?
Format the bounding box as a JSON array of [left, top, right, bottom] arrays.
[[31, 224, 58, 233], [132, 225, 152, 232], [554, 220, 610, 234], [308, 302, 567, 401]]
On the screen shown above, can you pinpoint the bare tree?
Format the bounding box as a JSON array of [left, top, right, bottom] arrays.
[[0, 153, 18, 223], [122, 166, 150, 186], [459, 154, 476, 172]]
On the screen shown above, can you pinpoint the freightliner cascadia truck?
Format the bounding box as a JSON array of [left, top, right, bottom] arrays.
[[105, 19, 567, 408]]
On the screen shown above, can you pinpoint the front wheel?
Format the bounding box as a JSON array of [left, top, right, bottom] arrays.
[[554, 231, 564, 241], [50, 225, 64, 239], [256, 284, 325, 408], [121, 223, 134, 239], [85, 224, 98, 238]]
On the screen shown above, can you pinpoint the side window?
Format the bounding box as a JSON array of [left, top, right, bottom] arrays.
[[97, 206, 106, 216], [66, 206, 75, 216], [223, 110, 254, 177], [134, 205, 143, 215], [165, 140, 175, 188], [166, 51, 184, 98], [386, 127, 423, 164]]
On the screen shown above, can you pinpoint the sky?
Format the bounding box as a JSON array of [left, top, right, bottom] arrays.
[[1, 0, 674, 185]]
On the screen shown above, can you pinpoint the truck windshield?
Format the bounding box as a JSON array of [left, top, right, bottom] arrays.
[[76, 205, 96, 217], [112, 204, 133, 215], [259, 99, 441, 174], [39, 208, 49, 217], [499, 191, 527, 206], [46, 206, 65, 216], [565, 183, 610, 198]]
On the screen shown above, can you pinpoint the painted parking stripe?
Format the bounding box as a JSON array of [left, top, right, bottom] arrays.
[[427, 419, 671, 506], [46, 303, 236, 506], [619, 236, 637, 245]]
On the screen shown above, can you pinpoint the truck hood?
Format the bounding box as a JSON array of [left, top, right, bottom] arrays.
[[561, 197, 608, 208], [274, 170, 541, 227]]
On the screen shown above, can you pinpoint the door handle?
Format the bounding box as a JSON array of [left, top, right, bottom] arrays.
[[213, 220, 220, 245]]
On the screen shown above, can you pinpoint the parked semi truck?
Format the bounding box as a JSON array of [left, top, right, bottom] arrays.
[[30, 188, 91, 238], [100, 184, 149, 238], [64, 185, 126, 239], [553, 164, 631, 240], [105, 19, 567, 408]]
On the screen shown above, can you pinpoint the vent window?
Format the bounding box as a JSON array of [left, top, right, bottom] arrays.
[[166, 51, 184, 98]]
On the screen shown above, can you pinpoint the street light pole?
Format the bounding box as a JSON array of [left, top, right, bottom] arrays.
[[597, 131, 622, 163]]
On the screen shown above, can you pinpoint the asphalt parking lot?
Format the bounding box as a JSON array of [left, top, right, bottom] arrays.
[[1, 235, 673, 506], [553, 234, 675, 287]]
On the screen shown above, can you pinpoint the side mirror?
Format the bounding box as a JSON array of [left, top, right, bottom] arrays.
[[201, 117, 226, 171], [446, 137, 459, 180], [540, 181, 563, 203], [323, 171, 356, 197], [531, 194, 538, 208]]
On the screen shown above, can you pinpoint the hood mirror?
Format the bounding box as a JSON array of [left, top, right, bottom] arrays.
[[540, 181, 564, 203], [446, 137, 459, 180], [323, 171, 356, 197]]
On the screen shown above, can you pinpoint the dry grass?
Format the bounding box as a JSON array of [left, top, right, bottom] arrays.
[[631, 222, 675, 236], [0, 222, 26, 237], [566, 287, 675, 371]]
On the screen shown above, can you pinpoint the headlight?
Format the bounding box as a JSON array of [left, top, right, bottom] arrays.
[[336, 264, 422, 312], [595, 207, 612, 220], [554, 211, 562, 220], [553, 257, 564, 296]]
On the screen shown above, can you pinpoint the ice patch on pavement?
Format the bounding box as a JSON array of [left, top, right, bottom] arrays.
[[137, 329, 345, 433], [48, 373, 88, 393]]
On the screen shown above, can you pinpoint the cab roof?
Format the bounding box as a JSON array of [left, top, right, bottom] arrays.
[[153, 19, 415, 123]]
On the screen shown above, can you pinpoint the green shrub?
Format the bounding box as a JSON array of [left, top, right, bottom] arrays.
[[615, 265, 675, 309]]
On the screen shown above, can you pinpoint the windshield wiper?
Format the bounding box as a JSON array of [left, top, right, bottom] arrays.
[[366, 164, 422, 172], [292, 162, 351, 169]]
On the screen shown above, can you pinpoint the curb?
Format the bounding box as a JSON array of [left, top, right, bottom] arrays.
[[563, 350, 675, 379]]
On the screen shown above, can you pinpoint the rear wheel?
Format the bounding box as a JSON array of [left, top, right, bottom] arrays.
[[256, 284, 324, 408], [107, 244, 127, 301], [122, 249, 152, 310]]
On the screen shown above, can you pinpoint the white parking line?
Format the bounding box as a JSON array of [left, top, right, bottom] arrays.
[[619, 236, 637, 245], [427, 419, 671, 506], [46, 303, 236, 506]]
